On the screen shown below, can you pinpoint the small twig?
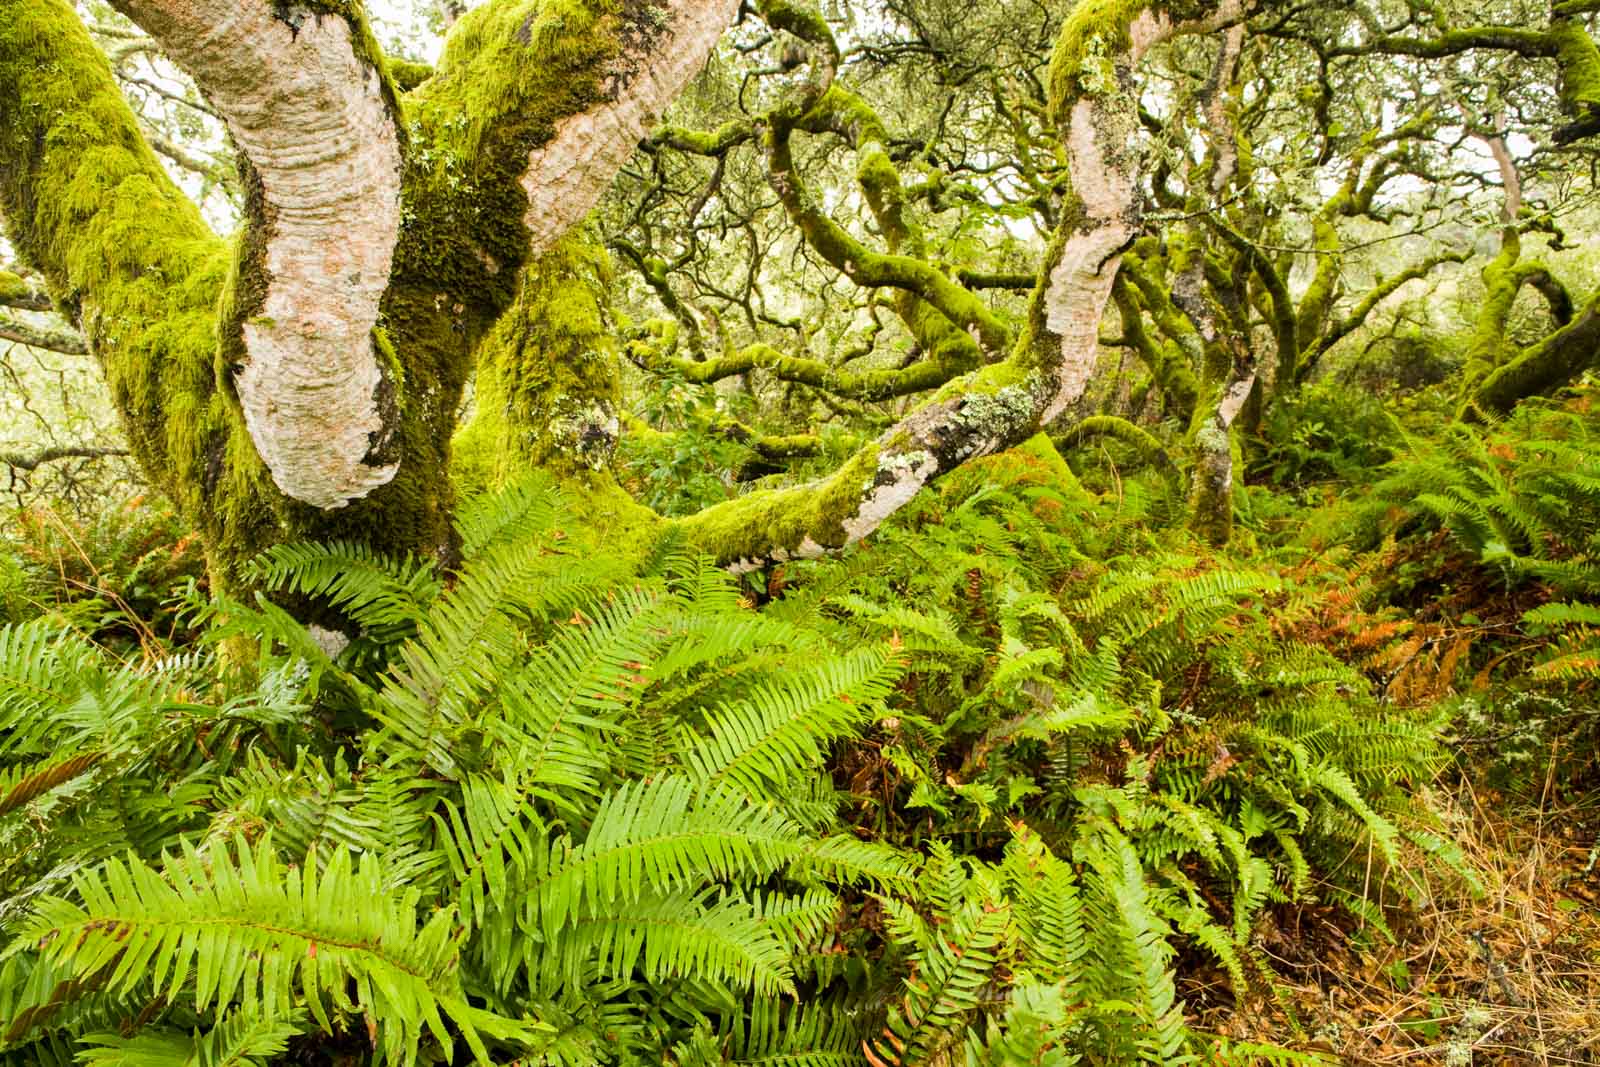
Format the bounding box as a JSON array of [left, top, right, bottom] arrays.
[[1, 446, 129, 471]]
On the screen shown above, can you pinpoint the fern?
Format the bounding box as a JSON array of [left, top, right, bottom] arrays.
[[8, 835, 537, 1063], [526, 776, 804, 941], [78, 1007, 305, 1067], [681, 644, 900, 801]]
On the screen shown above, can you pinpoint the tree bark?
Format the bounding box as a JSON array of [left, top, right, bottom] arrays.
[[0, 0, 737, 585]]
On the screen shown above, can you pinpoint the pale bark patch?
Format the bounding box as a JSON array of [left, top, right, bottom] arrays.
[[1207, 23, 1245, 195], [841, 451, 939, 544], [1038, 6, 1188, 424], [1217, 371, 1257, 427], [521, 0, 740, 253], [122, 1, 404, 508], [1127, 9, 1172, 62], [1040, 97, 1139, 423]]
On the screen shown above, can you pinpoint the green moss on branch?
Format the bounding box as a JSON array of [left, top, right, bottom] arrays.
[[1471, 298, 1600, 417]]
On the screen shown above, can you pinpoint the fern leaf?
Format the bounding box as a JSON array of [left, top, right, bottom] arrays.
[[526, 777, 803, 941], [11, 835, 536, 1065]]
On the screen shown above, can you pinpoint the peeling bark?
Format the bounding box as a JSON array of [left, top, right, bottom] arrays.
[[114, 0, 405, 510], [1037, 11, 1175, 424], [520, 0, 741, 252]]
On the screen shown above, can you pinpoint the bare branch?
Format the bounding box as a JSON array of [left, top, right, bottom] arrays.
[[1, 446, 129, 471]]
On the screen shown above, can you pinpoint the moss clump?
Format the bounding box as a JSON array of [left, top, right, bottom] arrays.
[[674, 445, 882, 564], [1552, 17, 1600, 115], [1046, 0, 1180, 118], [454, 232, 622, 487], [387, 57, 435, 91], [755, 0, 836, 53]]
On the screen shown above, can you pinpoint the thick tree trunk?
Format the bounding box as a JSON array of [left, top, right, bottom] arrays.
[[0, 0, 736, 585], [453, 232, 660, 546]]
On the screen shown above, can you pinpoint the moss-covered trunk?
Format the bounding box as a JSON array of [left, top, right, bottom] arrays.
[[0, 0, 736, 589], [454, 232, 662, 550]]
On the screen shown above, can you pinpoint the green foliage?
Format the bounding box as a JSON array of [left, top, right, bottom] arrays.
[[1345, 390, 1600, 595], [618, 375, 760, 515], [1251, 380, 1401, 489], [0, 476, 923, 1064], [1312, 385, 1600, 795], [763, 449, 1458, 1062], [0, 462, 1477, 1065], [0, 496, 206, 643]]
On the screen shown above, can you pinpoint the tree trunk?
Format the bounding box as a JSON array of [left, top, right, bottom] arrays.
[[3, 0, 1247, 589], [0, 0, 735, 587]]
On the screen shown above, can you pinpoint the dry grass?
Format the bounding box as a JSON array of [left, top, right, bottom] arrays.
[[1195, 769, 1600, 1065]]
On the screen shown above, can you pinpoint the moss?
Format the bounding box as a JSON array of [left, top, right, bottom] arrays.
[[0, 0, 282, 589], [1013, 432, 1095, 504], [1187, 417, 1236, 547], [0, 269, 47, 310], [674, 444, 882, 564], [654, 119, 753, 155], [1292, 217, 1342, 357], [1470, 296, 1600, 417], [1552, 18, 1600, 115], [387, 57, 435, 91], [1459, 231, 1539, 394], [454, 231, 622, 485], [1044, 0, 1210, 118], [1063, 415, 1175, 477], [755, 0, 836, 54], [1113, 264, 1199, 416]]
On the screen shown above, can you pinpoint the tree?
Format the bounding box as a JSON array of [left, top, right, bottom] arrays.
[[2, 0, 739, 585], [6, 0, 1600, 590]]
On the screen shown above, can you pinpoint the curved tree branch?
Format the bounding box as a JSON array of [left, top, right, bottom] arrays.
[[513, 0, 743, 254], [109, 0, 407, 510], [0, 315, 88, 355], [674, 0, 1243, 567], [633, 338, 970, 400]]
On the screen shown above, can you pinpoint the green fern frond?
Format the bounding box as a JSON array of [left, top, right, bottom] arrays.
[[681, 645, 900, 801], [550, 888, 796, 996], [526, 777, 804, 941], [453, 473, 564, 558], [78, 1006, 306, 1067], [246, 541, 440, 634], [882, 905, 1012, 1065], [10, 835, 537, 1064], [0, 752, 103, 818]]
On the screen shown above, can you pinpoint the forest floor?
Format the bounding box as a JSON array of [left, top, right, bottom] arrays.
[[1198, 771, 1600, 1065]]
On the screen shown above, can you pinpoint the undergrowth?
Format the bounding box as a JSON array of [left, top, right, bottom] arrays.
[[5, 384, 1600, 1063]]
